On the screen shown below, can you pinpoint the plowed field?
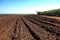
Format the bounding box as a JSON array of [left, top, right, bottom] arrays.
[[0, 15, 60, 40]]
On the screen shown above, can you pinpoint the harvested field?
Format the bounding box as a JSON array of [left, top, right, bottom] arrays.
[[0, 15, 60, 40]]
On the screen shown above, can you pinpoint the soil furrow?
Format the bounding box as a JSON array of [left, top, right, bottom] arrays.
[[20, 17, 35, 40], [22, 17, 40, 40], [25, 17, 60, 34], [22, 17, 56, 40], [25, 16, 60, 40]]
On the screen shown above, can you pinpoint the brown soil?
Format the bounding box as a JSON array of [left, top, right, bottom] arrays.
[[0, 15, 60, 40]]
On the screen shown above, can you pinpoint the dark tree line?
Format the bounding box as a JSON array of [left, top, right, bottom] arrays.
[[37, 9, 60, 16]]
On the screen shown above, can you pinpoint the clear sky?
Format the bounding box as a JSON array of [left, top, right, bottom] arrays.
[[0, 0, 60, 14]]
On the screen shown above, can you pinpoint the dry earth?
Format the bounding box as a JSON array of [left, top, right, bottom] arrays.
[[0, 15, 60, 40]]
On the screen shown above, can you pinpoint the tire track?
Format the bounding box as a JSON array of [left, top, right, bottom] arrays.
[[11, 17, 20, 40]]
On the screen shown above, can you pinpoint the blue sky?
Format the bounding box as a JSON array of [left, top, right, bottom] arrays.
[[0, 0, 60, 14]]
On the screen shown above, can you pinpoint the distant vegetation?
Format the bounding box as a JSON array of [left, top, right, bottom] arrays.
[[0, 14, 36, 16], [37, 9, 60, 16], [0, 14, 20, 16]]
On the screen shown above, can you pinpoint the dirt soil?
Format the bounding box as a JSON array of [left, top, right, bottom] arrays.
[[0, 15, 60, 40]]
